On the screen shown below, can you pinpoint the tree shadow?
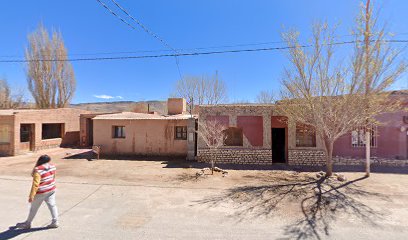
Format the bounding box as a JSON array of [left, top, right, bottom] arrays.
[[0, 226, 50, 240], [195, 173, 387, 239]]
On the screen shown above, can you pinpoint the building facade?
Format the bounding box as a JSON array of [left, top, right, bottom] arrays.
[[88, 98, 197, 159], [197, 105, 327, 166], [197, 103, 408, 166], [0, 108, 89, 156]]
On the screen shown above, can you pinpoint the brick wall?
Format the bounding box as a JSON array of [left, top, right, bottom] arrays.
[[288, 149, 326, 166], [198, 148, 272, 165]]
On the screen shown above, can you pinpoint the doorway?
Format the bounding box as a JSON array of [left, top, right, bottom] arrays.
[[20, 124, 35, 151], [87, 118, 94, 146], [272, 128, 286, 163]]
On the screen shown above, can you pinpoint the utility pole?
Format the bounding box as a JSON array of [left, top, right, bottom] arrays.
[[364, 0, 371, 177]]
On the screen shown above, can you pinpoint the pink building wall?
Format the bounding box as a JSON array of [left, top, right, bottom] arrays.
[[333, 110, 408, 159]]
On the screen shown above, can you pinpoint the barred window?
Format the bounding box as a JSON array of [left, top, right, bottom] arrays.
[[351, 126, 377, 147], [112, 126, 126, 138], [175, 126, 187, 140]]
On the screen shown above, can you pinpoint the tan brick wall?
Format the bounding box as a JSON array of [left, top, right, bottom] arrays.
[[0, 115, 15, 156], [0, 108, 89, 156]]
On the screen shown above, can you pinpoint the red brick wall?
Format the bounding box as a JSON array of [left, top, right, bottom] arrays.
[[237, 116, 263, 146]]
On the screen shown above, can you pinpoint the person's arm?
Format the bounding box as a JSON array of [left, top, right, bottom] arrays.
[[28, 172, 41, 202]]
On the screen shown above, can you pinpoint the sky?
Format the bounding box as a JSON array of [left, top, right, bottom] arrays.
[[0, 0, 407, 104]]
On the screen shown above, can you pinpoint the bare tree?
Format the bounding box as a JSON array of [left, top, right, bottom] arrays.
[[173, 72, 227, 114], [256, 90, 275, 104], [277, 23, 369, 177], [354, 0, 406, 176], [25, 24, 76, 108], [0, 79, 24, 109], [197, 119, 227, 174]]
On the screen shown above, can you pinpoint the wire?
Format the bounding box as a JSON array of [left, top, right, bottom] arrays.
[[97, 0, 183, 79], [2, 39, 407, 63]]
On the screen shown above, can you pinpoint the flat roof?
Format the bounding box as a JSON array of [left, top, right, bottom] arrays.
[[0, 108, 90, 116], [93, 112, 195, 120]]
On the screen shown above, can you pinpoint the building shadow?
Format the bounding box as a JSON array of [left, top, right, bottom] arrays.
[[0, 226, 49, 240], [195, 174, 386, 239]]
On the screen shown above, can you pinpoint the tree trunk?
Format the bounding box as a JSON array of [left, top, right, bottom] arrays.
[[324, 139, 334, 177], [365, 130, 371, 177], [211, 148, 215, 175], [364, 0, 371, 178]]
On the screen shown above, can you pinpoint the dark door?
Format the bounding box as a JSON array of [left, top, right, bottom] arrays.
[[272, 128, 286, 163], [87, 119, 94, 146]]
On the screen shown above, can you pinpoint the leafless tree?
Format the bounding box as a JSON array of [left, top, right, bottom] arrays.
[[173, 72, 227, 114], [197, 119, 227, 174], [278, 2, 405, 177], [0, 79, 24, 109], [354, 0, 406, 176], [256, 90, 275, 104], [25, 24, 76, 108], [277, 23, 369, 177]]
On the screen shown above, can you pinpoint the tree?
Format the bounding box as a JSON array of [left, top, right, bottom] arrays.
[[173, 72, 227, 114], [197, 119, 227, 174], [256, 90, 275, 104], [277, 23, 369, 177], [0, 79, 24, 109], [354, 0, 406, 176], [25, 24, 76, 108]]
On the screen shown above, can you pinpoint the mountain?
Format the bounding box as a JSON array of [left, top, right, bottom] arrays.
[[70, 100, 167, 114]]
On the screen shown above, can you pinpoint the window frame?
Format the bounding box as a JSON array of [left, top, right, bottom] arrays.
[[112, 126, 126, 139], [351, 126, 377, 148], [295, 124, 316, 148], [42, 123, 64, 140], [174, 126, 187, 140], [223, 127, 244, 147]]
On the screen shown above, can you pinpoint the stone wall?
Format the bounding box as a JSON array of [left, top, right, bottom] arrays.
[[198, 148, 272, 165], [333, 156, 408, 167], [288, 149, 326, 166]]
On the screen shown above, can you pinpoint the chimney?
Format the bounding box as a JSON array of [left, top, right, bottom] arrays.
[[167, 98, 186, 115]]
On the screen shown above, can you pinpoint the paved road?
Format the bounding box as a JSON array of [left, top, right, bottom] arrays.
[[0, 148, 407, 239], [0, 176, 407, 240]]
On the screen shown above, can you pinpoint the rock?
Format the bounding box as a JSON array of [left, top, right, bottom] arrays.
[[337, 174, 347, 182]]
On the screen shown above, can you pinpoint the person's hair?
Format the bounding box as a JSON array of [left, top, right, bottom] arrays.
[[35, 155, 51, 167], [31, 155, 51, 176]]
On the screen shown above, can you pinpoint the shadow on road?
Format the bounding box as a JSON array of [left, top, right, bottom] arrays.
[[196, 173, 386, 239], [0, 226, 49, 240]]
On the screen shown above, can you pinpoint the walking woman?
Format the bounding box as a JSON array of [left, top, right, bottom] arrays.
[[16, 155, 59, 229]]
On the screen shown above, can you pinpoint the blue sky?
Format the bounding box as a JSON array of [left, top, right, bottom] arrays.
[[0, 0, 407, 103]]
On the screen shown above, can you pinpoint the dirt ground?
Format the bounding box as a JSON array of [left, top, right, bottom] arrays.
[[0, 148, 407, 240]]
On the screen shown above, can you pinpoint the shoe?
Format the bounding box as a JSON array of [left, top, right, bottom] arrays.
[[47, 221, 59, 228], [15, 222, 31, 229]]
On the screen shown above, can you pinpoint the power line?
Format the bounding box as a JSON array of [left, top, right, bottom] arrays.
[[96, 0, 183, 78], [3, 39, 408, 63]]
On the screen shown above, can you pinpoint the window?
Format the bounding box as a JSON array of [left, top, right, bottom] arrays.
[[351, 126, 377, 147], [113, 126, 126, 138], [296, 124, 316, 147], [175, 126, 187, 140], [0, 124, 10, 144], [20, 124, 31, 142], [224, 127, 243, 146], [42, 124, 63, 140]]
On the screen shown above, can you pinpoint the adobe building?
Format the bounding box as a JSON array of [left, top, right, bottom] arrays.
[[197, 96, 408, 166], [86, 98, 197, 159], [197, 104, 327, 166], [0, 108, 89, 156]]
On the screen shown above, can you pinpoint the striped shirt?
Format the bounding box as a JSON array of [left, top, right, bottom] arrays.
[[34, 163, 56, 194]]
